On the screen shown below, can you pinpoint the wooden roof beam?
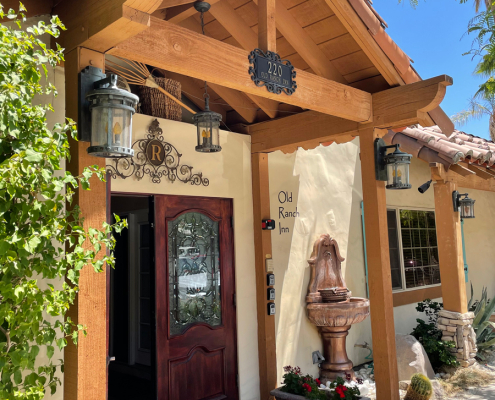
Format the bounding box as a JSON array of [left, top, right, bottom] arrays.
[[258, 0, 276, 52], [249, 75, 452, 153], [431, 162, 495, 192], [54, 0, 163, 53], [166, 0, 220, 23], [251, 0, 346, 83], [166, 72, 228, 121], [368, 75, 453, 130], [108, 17, 372, 122], [180, 13, 280, 118]]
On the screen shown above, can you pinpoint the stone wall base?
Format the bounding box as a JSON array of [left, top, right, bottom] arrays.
[[437, 310, 477, 367]]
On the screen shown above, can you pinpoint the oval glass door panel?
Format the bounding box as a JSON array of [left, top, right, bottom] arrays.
[[168, 212, 221, 336]]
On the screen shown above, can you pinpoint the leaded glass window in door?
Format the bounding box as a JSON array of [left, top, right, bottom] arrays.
[[168, 212, 221, 336]]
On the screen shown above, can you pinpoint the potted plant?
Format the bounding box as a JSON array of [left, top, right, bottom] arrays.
[[270, 366, 371, 400]]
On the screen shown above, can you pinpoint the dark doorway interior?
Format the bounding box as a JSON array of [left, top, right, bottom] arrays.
[[109, 195, 155, 400]]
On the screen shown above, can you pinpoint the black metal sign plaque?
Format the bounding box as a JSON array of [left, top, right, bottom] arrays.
[[248, 49, 297, 95]]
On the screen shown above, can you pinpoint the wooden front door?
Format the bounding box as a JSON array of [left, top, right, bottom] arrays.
[[154, 195, 238, 400]]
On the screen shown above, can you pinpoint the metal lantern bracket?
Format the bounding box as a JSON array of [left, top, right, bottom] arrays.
[[374, 138, 400, 181], [78, 66, 106, 142], [452, 191, 474, 213]]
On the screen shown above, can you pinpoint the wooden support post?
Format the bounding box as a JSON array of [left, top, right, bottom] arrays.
[[360, 128, 400, 400], [258, 0, 276, 52], [252, 153, 277, 400], [432, 179, 467, 313], [64, 47, 108, 400]]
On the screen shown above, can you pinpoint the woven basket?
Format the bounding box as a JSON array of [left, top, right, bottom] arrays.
[[139, 77, 182, 121]]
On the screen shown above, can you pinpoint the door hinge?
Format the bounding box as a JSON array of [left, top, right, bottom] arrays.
[[230, 216, 234, 228], [236, 374, 239, 387], [233, 293, 236, 307], [150, 222, 154, 228]]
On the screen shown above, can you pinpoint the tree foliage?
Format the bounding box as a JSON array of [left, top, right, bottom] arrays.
[[0, 4, 125, 399]]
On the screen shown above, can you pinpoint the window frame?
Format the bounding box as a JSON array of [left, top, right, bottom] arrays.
[[387, 205, 442, 293]]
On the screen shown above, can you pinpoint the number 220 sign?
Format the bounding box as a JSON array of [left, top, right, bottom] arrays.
[[248, 49, 297, 95]]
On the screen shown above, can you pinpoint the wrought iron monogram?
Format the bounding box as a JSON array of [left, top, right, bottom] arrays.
[[106, 119, 209, 185], [168, 212, 221, 336], [248, 48, 297, 95]]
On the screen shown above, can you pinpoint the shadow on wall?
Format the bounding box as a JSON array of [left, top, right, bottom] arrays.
[[270, 139, 372, 384]]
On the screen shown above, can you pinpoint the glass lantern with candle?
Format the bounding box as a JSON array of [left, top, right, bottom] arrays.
[[86, 74, 139, 158]]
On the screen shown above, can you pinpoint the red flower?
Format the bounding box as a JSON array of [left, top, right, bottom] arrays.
[[335, 384, 347, 399], [303, 383, 312, 393], [316, 378, 321, 385]]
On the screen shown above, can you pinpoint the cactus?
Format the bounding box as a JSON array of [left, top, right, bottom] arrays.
[[404, 373, 433, 400]]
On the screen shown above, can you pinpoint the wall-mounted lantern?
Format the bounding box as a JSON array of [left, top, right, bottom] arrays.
[[78, 66, 139, 158], [375, 138, 412, 190], [453, 191, 475, 219], [193, 1, 223, 153]]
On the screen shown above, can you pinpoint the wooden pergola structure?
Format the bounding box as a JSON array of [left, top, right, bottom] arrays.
[[7, 0, 466, 399]]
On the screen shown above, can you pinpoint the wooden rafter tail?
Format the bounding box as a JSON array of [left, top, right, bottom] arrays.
[[106, 56, 197, 114]]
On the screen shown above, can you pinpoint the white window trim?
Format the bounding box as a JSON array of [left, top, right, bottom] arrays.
[[387, 205, 441, 293]]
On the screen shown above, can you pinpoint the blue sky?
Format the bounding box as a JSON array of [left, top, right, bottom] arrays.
[[374, 0, 491, 140]]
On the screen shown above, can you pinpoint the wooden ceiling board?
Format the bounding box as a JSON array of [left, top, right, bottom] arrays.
[[332, 50, 374, 76], [349, 74, 390, 93], [204, 19, 232, 40], [236, 1, 259, 27], [319, 33, 360, 61], [344, 66, 380, 83], [288, 0, 334, 28], [303, 15, 347, 44], [227, 0, 252, 10], [193, 9, 216, 24], [280, 0, 309, 10]]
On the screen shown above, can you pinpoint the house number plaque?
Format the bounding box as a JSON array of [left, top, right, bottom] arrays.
[[248, 49, 297, 95]]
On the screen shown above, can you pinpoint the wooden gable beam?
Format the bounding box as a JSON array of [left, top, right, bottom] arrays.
[[54, 0, 163, 53], [249, 75, 452, 153], [181, 13, 280, 118], [251, 0, 346, 83], [108, 17, 372, 122]]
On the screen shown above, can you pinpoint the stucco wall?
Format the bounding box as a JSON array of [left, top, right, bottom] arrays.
[[269, 138, 495, 384], [111, 114, 259, 400]]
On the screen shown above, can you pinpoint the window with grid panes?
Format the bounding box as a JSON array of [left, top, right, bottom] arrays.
[[387, 209, 441, 290]]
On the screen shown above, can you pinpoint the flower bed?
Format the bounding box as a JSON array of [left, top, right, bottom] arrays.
[[273, 366, 371, 400]]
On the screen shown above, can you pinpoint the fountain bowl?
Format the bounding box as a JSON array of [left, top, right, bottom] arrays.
[[307, 297, 370, 327]]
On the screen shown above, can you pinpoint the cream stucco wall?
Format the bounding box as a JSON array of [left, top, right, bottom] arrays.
[[111, 114, 259, 399], [269, 138, 495, 384]]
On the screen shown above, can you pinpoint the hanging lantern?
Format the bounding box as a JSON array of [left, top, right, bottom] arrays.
[[193, 0, 223, 153], [453, 191, 475, 219], [194, 97, 222, 153], [374, 139, 413, 190], [86, 74, 139, 158]]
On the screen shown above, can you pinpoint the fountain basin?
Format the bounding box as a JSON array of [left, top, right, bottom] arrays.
[[307, 297, 370, 327]]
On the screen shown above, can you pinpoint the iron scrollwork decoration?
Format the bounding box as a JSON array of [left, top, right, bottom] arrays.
[[106, 119, 209, 186], [248, 48, 297, 95]]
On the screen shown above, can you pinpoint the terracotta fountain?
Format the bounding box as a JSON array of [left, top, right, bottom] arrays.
[[306, 234, 370, 381]]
